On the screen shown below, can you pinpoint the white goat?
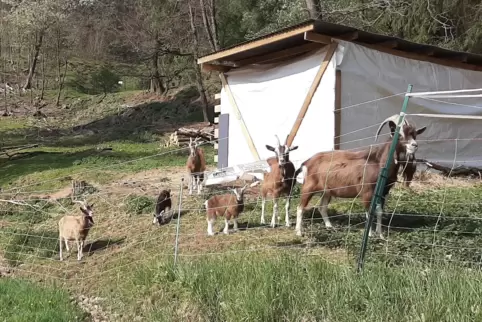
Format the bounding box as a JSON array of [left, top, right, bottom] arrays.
[[186, 137, 206, 195]]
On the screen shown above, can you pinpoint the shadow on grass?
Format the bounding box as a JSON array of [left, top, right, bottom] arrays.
[[84, 237, 125, 253], [1, 87, 207, 148], [0, 148, 189, 188]]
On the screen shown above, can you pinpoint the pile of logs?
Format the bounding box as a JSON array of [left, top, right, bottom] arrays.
[[162, 125, 215, 148]]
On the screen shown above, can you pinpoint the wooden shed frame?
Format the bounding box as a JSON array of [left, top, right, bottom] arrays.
[[198, 19, 482, 167]]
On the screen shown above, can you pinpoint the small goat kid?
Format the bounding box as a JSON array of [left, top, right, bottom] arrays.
[[153, 189, 172, 225], [260, 135, 298, 228], [294, 114, 426, 239], [186, 137, 206, 195], [58, 201, 95, 261], [204, 182, 259, 236]]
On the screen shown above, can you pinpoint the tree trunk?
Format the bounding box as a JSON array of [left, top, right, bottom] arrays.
[[56, 59, 68, 107], [23, 30, 44, 90], [305, 0, 322, 19], [200, 0, 220, 51], [149, 46, 165, 95], [189, 1, 210, 123], [40, 52, 45, 100]]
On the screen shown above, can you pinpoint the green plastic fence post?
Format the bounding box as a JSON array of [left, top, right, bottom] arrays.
[[356, 84, 413, 273]]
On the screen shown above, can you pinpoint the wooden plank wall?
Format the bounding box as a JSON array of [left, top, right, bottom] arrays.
[[213, 93, 221, 164]]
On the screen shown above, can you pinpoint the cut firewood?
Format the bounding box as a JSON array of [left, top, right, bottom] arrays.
[[418, 159, 482, 178]]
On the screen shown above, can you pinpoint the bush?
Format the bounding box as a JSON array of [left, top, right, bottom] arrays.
[[90, 66, 121, 95]]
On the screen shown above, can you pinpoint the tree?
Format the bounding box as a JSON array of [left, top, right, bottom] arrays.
[[305, 0, 321, 19]]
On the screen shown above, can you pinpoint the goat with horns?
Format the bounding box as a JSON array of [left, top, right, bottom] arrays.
[[294, 114, 426, 239], [260, 135, 298, 228]]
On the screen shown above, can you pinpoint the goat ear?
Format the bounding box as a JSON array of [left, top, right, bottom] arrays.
[[89, 203, 94, 208], [266, 145, 275, 152], [388, 121, 397, 137], [289, 146, 298, 152], [80, 207, 88, 215], [416, 126, 427, 135]]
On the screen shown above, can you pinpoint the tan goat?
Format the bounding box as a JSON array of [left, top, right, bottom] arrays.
[[204, 181, 259, 236], [58, 200, 95, 261], [186, 137, 206, 195]]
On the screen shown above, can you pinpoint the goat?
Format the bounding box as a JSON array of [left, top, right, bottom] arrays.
[[58, 200, 95, 261], [260, 135, 298, 228], [204, 181, 260, 236], [294, 114, 427, 239], [152, 189, 172, 225], [186, 137, 206, 195]]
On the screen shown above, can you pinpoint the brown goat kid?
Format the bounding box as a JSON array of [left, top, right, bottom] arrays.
[[294, 114, 426, 239], [204, 182, 259, 236], [260, 135, 298, 228], [153, 189, 172, 225], [58, 200, 95, 261], [186, 137, 206, 195]]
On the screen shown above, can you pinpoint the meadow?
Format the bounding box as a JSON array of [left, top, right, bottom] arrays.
[[1, 87, 482, 322]]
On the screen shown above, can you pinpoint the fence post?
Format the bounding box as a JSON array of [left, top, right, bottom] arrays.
[[356, 84, 413, 273], [174, 177, 184, 268]]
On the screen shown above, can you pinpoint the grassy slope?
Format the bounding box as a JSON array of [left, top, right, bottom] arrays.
[[0, 278, 86, 321], [1, 88, 482, 321]]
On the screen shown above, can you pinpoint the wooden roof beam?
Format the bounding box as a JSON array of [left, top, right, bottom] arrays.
[[236, 42, 324, 67], [304, 31, 333, 44], [198, 23, 315, 64], [375, 40, 398, 49], [338, 31, 359, 41], [201, 63, 233, 73]]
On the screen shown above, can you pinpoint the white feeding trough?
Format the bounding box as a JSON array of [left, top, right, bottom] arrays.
[[204, 160, 270, 186]]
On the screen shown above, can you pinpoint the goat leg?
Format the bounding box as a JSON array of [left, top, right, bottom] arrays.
[[223, 218, 229, 234], [59, 237, 63, 261], [318, 194, 333, 229], [271, 199, 278, 228], [285, 196, 291, 227], [260, 197, 266, 224], [207, 218, 215, 236], [196, 176, 202, 195], [233, 218, 238, 232], [188, 174, 194, 195], [365, 212, 375, 237], [295, 205, 303, 236], [76, 240, 81, 261], [64, 239, 70, 252], [375, 204, 386, 240]]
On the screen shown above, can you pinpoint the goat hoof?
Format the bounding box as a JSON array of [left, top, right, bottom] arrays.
[[295, 231, 303, 237], [285, 222, 291, 227]]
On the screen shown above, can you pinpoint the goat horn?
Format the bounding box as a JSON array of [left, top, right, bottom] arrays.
[[74, 200, 86, 208], [275, 135, 281, 147], [284, 134, 289, 146], [375, 114, 408, 141]]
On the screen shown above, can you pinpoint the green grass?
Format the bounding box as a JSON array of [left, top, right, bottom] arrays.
[[0, 278, 86, 322], [118, 253, 482, 322]]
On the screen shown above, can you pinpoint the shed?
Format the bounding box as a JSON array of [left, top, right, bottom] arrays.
[[198, 19, 482, 182]]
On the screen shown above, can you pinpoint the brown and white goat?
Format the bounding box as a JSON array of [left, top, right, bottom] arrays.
[[294, 114, 427, 239], [153, 189, 172, 225], [260, 135, 298, 228], [186, 137, 206, 195], [58, 200, 95, 261], [204, 182, 259, 236]]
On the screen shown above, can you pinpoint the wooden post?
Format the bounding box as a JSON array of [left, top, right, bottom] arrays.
[[334, 70, 342, 150], [286, 43, 338, 147], [219, 73, 260, 160]]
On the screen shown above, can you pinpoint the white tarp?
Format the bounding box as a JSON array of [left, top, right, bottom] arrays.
[[336, 40, 482, 167], [220, 46, 337, 171], [217, 39, 482, 179]]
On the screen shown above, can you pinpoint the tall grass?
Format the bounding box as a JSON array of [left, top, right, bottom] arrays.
[[172, 253, 482, 322]]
